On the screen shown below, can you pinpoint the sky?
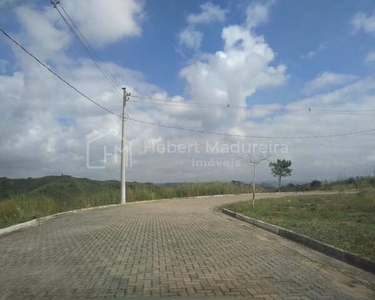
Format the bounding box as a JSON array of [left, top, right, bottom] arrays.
[[1, 0, 375, 183]]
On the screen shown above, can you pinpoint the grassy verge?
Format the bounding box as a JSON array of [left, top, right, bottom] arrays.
[[0, 178, 259, 229], [222, 190, 375, 261], [0, 188, 120, 229]]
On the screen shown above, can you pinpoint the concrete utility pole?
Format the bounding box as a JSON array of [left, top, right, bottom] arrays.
[[120, 88, 130, 204]]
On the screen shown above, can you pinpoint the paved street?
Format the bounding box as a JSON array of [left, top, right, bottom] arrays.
[[1, 193, 375, 299]]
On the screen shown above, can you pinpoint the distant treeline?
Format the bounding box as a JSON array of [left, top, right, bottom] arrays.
[[278, 176, 375, 192], [126, 180, 261, 201], [1, 175, 374, 229], [0, 176, 264, 228]]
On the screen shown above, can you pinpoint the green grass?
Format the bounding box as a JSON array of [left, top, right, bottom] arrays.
[[278, 176, 375, 192], [223, 190, 375, 261], [0, 176, 262, 228]]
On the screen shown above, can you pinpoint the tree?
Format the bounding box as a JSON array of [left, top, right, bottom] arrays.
[[310, 180, 321, 189], [269, 159, 292, 192], [242, 152, 271, 208]]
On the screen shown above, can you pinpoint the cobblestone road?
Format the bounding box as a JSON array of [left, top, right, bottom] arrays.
[[1, 193, 375, 299]]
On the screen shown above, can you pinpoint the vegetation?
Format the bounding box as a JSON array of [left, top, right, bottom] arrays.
[[279, 176, 375, 192], [0, 176, 264, 228], [269, 159, 292, 192], [242, 153, 270, 206], [1, 175, 374, 230], [223, 190, 375, 261]]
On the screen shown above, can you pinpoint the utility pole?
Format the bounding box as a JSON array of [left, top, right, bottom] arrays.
[[51, 0, 60, 7], [121, 88, 130, 204]]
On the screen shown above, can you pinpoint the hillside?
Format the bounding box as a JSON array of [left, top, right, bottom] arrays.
[[0, 176, 266, 202], [0, 176, 262, 228], [0, 176, 118, 201], [1, 175, 373, 229]]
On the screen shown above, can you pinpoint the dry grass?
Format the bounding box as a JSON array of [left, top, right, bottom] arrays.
[[223, 190, 375, 261]]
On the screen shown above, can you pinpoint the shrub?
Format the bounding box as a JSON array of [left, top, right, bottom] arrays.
[[0, 201, 19, 220]]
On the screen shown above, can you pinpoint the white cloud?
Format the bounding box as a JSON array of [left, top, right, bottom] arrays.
[[179, 28, 203, 51], [303, 51, 316, 59], [2, 1, 375, 184], [3, 15, 286, 181], [246, 0, 275, 29], [179, 2, 227, 50], [300, 42, 326, 59], [0, 3, 156, 180], [131, 76, 375, 183], [352, 12, 375, 35], [303, 71, 357, 94], [180, 24, 287, 131], [365, 51, 375, 65], [56, 0, 144, 46], [11, 1, 144, 61], [186, 2, 227, 26], [15, 6, 71, 60]]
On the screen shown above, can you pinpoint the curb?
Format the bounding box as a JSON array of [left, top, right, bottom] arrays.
[[0, 203, 123, 238], [0, 191, 344, 238], [222, 208, 375, 274], [0, 193, 256, 238]]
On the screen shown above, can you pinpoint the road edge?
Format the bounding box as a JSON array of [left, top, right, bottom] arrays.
[[0, 203, 123, 237], [222, 208, 375, 275], [0, 193, 257, 237], [0, 191, 346, 238]]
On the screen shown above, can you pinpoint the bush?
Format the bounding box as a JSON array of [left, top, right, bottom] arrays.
[[0, 201, 19, 223], [310, 180, 321, 189]]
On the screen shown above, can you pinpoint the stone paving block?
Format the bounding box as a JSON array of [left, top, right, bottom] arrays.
[[0, 194, 374, 299]]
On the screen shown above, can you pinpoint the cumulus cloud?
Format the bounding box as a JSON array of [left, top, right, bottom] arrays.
[[129, 76, 375, 183], [15, 6, 71, 60], [303, 71, 358, 94], [2, 1, 375, 184], [180, 24, 287, 132], [179, 2, 227, 50], [0, 2, 153, 179], [352, 12, 375, 35], [178, 28, 203, 51], [246, 0, 275, 29], [9, 0, 144, 61], [0, 8, 289, 180], [56, 0, 144, 46], [186, 2, 227, 25]]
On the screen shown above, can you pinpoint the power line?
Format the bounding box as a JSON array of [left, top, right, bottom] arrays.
[[53, 1, 122, 96], [51, 0, 127, 205], [55, 2, 122, 93], [128, 98, 309, 114], [0, 28, 121, 118], [2, 28, 375, 140], [128, 99, 220, 109], [130, 94, 230, 108], [129, 94, 375, 114], [125, 116, 375, 139], [58, 2, 122, 90]]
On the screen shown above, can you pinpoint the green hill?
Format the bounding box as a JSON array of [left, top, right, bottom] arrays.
[[3, 174, 372, 229], [0, 175, 118, 201], [0, 176, 261, 228]]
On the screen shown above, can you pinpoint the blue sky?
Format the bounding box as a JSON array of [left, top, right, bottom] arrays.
[[2, 0, 374, 102], [1, 0, 375, 182]]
